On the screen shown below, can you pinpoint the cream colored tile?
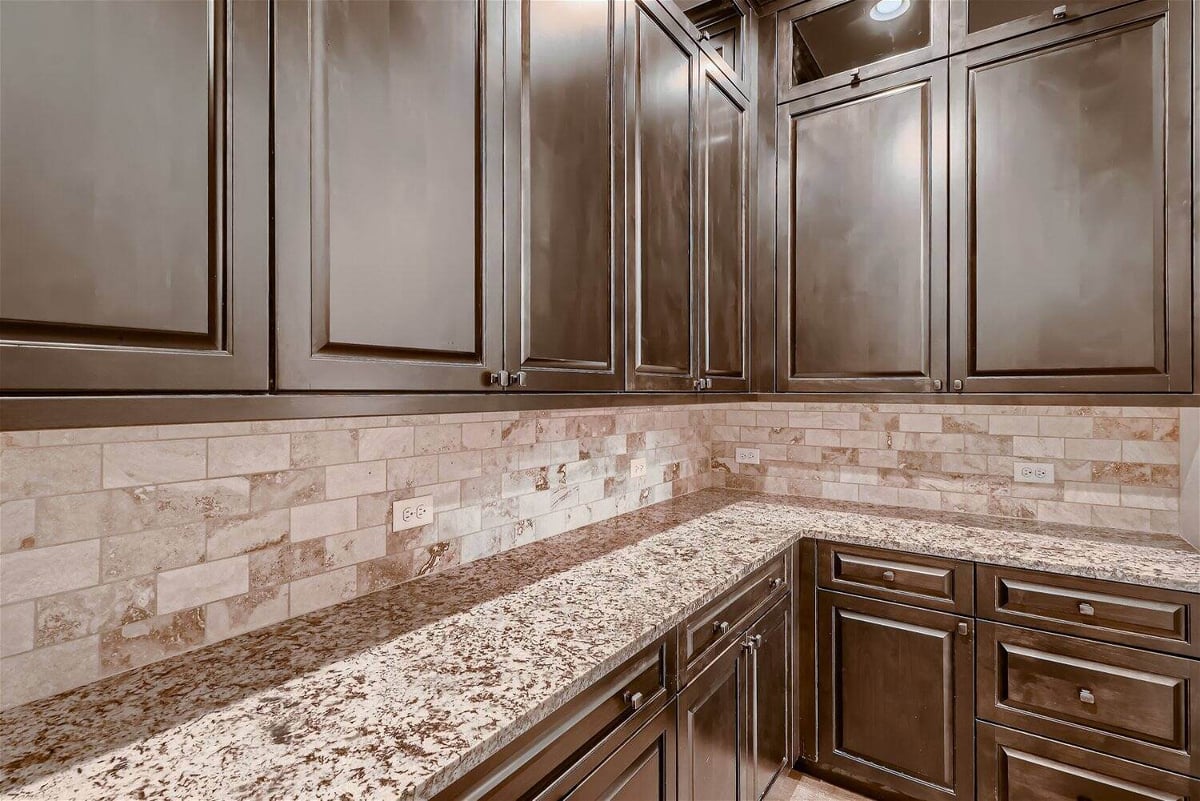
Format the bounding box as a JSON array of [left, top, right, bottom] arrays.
[[0, 602, 34, 657], [387, 455, 441, 490], [324, 526, 387, 568], [290, 430, 358, 468], [461, 422, 502, 450], [290, 498, 357, 541], [289, 566, 357, 616], [326, 461, 386, 499], [1037, 500, 1093, 526], [414, 424, 462, 455], [35, 577, 154, 647], [37, 426, 158, 446], [157, 556, 249, 614], [1, 541, 99, 604], [1012, 437, 1064, 459], [988, 416, 1039, 436], [1, 445, 101, 500], [1091, 505, 1178, 534], [205, 586, 289, 643], [1064, 438, 1121, 461], [898, 414, 941, 433], [1, 634, 99, 710], [1120, 485, 1179, 511], [1063, 482, 1120, 506], [1122, 440, 1178, 465], [0, 499, 35, 552], [102, 523, 207, 581], [206, 510, 290, 559], [822, 412, 860, 430], [100, 608, 204, 674], [102, 440, 206, 488], [207, 434, 290, 477], [358, 427, 415, 462], [439, 451, 482, 482], [1038, 417, 1093, 438]]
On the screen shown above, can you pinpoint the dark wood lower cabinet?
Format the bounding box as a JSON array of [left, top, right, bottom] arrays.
[[551, 703, 677, 801], [817, 590, 974, 801], [678, 633, 750, 801], [749, 596, 791, 800]]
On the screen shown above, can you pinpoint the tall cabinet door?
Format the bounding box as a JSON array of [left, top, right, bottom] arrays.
[[503, 0, 625, 391], [0, 0, 269, 391], [275, 0, 504, 391], [749, 596, 792, 800], [698, 56, 751, 392], [626, 0, 700, 391], [949, 0, 1193, 393], [678, 637, 752, 801], [776, 61, 948, 392]]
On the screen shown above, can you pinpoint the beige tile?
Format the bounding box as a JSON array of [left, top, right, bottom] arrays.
[[324, 526, 387, 568], [1064, 438, 1122, 461], [1037, 500, 1094, 526], [35, 577, 154, 647], [36, 426, 158, 447], [290, 430, 358, 468], [100, 608, 204, 675], [101, 523, 207, 581], [208, 434, 290, 477], [1122, 440, 1178, 466], [898, 414, 942, 433], [988, 416, 1039, 436], [205, 586, 289, 642], [387, 455, 441, 490], [289, 566, 357, 616], [821, 412, 860, 430], [0, 499, 35, 552], [290, 498, 357, 541], [1038, 417, 1093, 438], [102, 440, 206, 489], [206, 510, 290, 559], [249, 468, 324, 511], [1, 541, 99, 604], [356, 554, 414, 594], [1, 634, 99, 710], [1, 445, 101, 500], [0, 602, 34, 657], [1095, 417, 1153, 440], [1091, 505, 1178, 534], [1012, 437, 1064, 459], [414, 424, 462, 455], [1120, 485, 1179, 511], [461, 422, 502, 450], [357, 427, 415, 462], [157, 557, 249, 614], [439, 451, 482, 482], [326, 460, 386, 499], [1063, 482, 1120, 506]]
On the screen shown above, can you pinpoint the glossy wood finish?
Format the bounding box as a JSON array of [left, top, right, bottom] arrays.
[[776, 0, 949, 104], [776, 61, 948, 392], [750, 10, 777, 394], [626, 0, 700, 392], [663, 0, 753, 97], [950, 0, 1142, 52], [949, 0, 1194, 393], [554, 702, 678, 801], [793, 541, 818, 764], [819, 543, 973, 614], [977, 722, 1200, 801], [978, 622, 1200, 776], [504, 0, 625, 392], [678, 635, 751, 801], [977, 564, 1200, 657], [749, 595, 792, 800], [0, 0, 269, 391], [698, 57, 751, 391], [275, 0, 503, 391], [817, 591, 974, 801]]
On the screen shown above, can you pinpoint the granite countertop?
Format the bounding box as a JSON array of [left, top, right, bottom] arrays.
[[3, 489, 1197, 801]]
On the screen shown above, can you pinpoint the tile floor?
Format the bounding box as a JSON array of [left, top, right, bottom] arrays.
[[765, 772, 871, 801]]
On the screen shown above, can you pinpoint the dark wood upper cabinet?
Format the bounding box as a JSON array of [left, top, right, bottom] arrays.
[[950, 0, 1143, 52], [625, 0, 701, 391], [503, 0, 625, 392], [274, 0, 503, 392], [777, 61, 948, 392], [776, 0, 949, 104], [817, 591, 974, 801], [949, 0, 1194, 393], [698, 58, 751, 391], [665, 0, 753, 96], [0, 0, 269, 392]]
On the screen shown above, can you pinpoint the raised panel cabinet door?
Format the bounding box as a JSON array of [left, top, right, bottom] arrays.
[[776, 61, 948, 392], [949, 0, 1194, 393], [625, 0, 700, 392], [561, 703, 678, 801], [0, 0, 269, 391], [275, 0, 504, 391], [749, 596, 791, 801], [678, 637, 752, 801], [817, 591, 974, 801], [503, 0, 625, 391], [698, 56, 751, 392], [949, 0, 1143, 53]]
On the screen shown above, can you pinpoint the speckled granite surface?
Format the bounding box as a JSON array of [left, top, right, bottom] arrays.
[[2, 490, 1196, 800]]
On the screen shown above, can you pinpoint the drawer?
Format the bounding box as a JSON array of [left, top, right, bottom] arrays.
[[682, 550, 789, 677], [818, 542, 973, 614], [977, 722, 1200, 801], [978, 564, 1199, 657], [432, 631, 677, 801], [978, 622, 1200, 776]]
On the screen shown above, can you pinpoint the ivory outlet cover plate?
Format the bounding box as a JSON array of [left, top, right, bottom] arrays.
[[630, 458, 648, 478], [393, 495, 433, 531], [735, 448, 760, 465], [1014, 462, 1054, 484]]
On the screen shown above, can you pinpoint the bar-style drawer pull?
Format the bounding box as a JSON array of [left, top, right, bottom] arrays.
[[769, 577, 784, 591], [881, 570, 896, 582], [623, 690, 645, 711], [713, 621, 729, 636], [1052, 4, 1068, 19], [1078, 602, 1095, 616], [1079, 688, 1095, 705]]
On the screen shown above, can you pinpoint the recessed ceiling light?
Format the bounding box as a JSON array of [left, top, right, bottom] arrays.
[[869, 0, 911, 22]]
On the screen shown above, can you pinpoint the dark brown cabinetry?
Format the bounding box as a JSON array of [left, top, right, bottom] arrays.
[[950, 0, 1142, 52], [949, 0, 1194, 393], [816, 591, 975, 801], [0, 0, 269, 391], [555, 703, 678, 801], [274, 0, 504, 391], [502, 0, 625, 392], [776, 61, 948, 392]]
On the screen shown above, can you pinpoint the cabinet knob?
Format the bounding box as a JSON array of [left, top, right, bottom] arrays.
[[957, 622, 970, 637], [849, 68, 861, 86], [1052, 4, 1068, 19], [881, 570, 896, 582], [1078, 688, 1095, 705], [488, 370, 509, 386], [623, 690, 646, 711], [713, 621, 730, 636], [932, 379, 943, 391], [952, 379, 964, 391], [513, 371, 527, 387], [769, 577, 785, 591], [1078, 602, 1095, 616]]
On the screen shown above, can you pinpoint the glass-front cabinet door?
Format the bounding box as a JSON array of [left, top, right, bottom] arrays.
[[949, 0, 1142, 52]]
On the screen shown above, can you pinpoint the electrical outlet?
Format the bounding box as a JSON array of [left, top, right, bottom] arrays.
[[630, 458, 648, 478], [1014, 462, 1055, 484], [393, 495, 433, 531], [735, 447, 760, 465]]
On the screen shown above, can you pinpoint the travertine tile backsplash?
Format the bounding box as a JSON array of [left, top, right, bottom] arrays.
[[0, 400, 1187, 709]]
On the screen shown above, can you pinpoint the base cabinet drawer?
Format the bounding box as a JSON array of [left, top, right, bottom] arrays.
[[978, 723, 1200, 801], [818, 543, 973, 614], [549, 702, 677, 801]]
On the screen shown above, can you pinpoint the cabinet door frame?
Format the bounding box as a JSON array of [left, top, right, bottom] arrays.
[[677, 636, 753, 801], [559, 702, 678, 801], [748, 594, 792, 801], [655, 0, 754, 99], [503, 0, 626, 392], [625, 0, 702, 392], [274, 0, 504, 392], [949, 0, 1144, 53], [776, 60, 949, 393], [698, 55, 752, 392], [0, 0, 270, 392], [948, 0, 1194, 394], [776, 0, 950, 104]]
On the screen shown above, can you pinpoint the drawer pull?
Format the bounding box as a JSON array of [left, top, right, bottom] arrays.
[[957, 622, 970, 637], [713, 621, 729, 636], [623, 690, 645, 711], [769, 577, 784, 591], [1052, 4, 1068, 20], [881, 570, 896, 582], [1077, 601, 1095, 616], [1078, 688, 1095, 705]]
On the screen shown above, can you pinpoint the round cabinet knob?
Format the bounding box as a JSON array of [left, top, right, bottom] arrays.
[[769, 577, 785, 591], [1079, 688, 1095, 705], [1077, 601, 1095, 616], [882, 570, 896, 582], [952, 379, 964, 391]]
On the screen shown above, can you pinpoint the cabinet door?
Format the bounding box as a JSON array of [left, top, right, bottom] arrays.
[[749, 596, 791, 801], [817, 591, 974, 801], [678, 637, 751, 801], [503, 0, 625, 391], [776, 61, 948, 392], [626, 0, 700, 391], [562, 703, 677, 801], [275, 0, 503, 391], [950, 0, 1141, 52], [949, 0, 1193, 393], [0, 0, 269, 391], [698, 57, 751, 392]]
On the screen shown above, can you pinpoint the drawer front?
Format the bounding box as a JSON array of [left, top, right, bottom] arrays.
[[683, 551, 789, 675], [978, 622, 1200, 776], [978, 722, 1200, 801], [818, 542, 973, 613], [978, 564, 1199, 657]]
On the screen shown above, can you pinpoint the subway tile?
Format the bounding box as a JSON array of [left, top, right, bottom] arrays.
[[358, 427, 414, 462], [206, 510, 289, 560], [1120, 485, 1179, 511], [1122, 440, 1177, 465], [1091, 505, 1178, 534], [157, 557, 249, 614], [206, 585, 289, 643], [324, 526, 387, 569], [0, 499, 35, 552], [326, 461, 386, 499], [35, 577, 154, 647], [386, 455, 441, 490], [290, 430, 359, 468], [988, 416, 1039, 436], [290, 566, 358, 616], [942, 415, 988, 434], [102, 440, 206, 489], [37, 426, 158, 446], [100, 608, 204, 675], [1095, 417, 1153, 441], [1, 445, 101, 500], [1012, 437, 1064, 459], [414, 424, 462, 455], [2, 634, 99, 710], [0, 602, 35, 657], [102, 523, 207, 581], [249, 468, 324, 512], [1038, 417, 1093, 439], [1037, 500, 1093, 526], [1, 541, 99, 604], [1064, 438, 1121, 461], [1063, 482, 1120, 506], [208, 435, 290, 477], [290, 498, 357, 542], [898, 414, 942, 433], [439, 451, 482, 482]]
